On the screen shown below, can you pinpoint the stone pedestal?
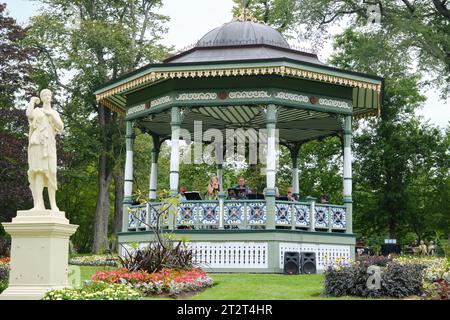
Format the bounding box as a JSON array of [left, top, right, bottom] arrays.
[[0, 210, 78, 300]]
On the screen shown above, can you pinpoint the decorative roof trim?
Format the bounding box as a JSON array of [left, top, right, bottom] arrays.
[[100, 99, 126, 116], [96, 65, 382, 103]]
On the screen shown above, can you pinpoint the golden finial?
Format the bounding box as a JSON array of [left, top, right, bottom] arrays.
[[233, 0, 260, 23]]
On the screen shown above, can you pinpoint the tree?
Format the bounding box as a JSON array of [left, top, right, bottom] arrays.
[[328, 29, 449, 242], [0, 3, 37, 231], [293, 0, 449, 95], [26, 0, 170, 253], [232, 0, 301, 33]]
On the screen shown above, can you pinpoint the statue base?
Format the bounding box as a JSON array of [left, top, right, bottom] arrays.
[[0, 210, 78, 300]]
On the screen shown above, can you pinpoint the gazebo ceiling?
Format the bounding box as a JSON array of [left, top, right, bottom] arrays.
[[139, 105, 342, 144]]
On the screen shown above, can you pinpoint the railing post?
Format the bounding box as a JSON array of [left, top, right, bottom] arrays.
[[218, 192, 225, 229], [195, 203, 200, 230], [146, 203, 151, 231], [290, 203, 295, 230], [306, 196, 316, 232], [328, 206, 332, 233]]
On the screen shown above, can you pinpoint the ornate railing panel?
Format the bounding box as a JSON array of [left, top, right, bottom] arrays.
[[314, 205, 329, 229], [246, 202, 267, 226], [127, 200, 346, 232], [177, 202, 197, 227], [223, 201, 245, 225], [275, 202, 292, 226], [330, 205, 346, 230], [197, 202, 220, 226], [128, 204, 147, 230], [293, 203, 310, 227]]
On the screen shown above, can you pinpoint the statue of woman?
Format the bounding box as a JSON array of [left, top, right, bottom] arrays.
[[26, 89, 64, 211]]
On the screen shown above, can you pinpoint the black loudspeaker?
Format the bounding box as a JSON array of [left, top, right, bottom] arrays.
[[283, 251, 300, 275], [301, 252, 317, 274]]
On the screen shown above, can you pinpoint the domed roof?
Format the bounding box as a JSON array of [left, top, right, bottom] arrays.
[[196, 21, 290, 49], [165, 20, 323, 65]]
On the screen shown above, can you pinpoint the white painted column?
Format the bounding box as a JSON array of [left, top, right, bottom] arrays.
[[148, 137, 160, 201], [343, 115, 353, 234], [169, 107, 181, 196], [265, 105, 278, 230], [290, 144, 301, 199], [122, 120, 135, 232]]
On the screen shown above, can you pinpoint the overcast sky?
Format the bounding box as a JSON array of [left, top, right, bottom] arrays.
[[4, 0, 449, 129]]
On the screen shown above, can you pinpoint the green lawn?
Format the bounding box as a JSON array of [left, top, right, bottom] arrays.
[[78, 266, 387, 300]]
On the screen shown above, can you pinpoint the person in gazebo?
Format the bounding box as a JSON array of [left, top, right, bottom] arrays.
[[179, 185, 187, 201], [206, 175, 221, 200], [233, 177, 253, 199], [320, 194, 329, 204], [286, 187, 299, 201]]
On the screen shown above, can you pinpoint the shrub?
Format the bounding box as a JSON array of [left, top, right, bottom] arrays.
[[423, 279, 450, 300], [119, 240, 194, 273], [324, 263, 383, 298], [0, 260, 9, 282], [0, 259, 10, 294], [381, 262, 424, 297], [0, 237, 10, 257], [42, 281, 142, 300], [324, 260, 426, 298]]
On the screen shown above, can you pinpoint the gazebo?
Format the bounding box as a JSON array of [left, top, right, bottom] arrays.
[[94, 14, 383, 273]]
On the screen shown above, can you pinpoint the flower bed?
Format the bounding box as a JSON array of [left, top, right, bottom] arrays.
[[92, 268, 214, 297], [43, 281, 142, 300], [0, 257, 10, 294], [69, 254, 118, 267], [0, 257, 10, 265]]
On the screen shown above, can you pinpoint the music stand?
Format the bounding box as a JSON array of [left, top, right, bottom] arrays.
[[184, 192, 202, 201]]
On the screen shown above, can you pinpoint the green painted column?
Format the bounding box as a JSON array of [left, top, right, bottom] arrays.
[[148, 136, 160, 201], [122, 120, 135, 232], [265, 104, 278, 230], [343, 115, 353, 234]]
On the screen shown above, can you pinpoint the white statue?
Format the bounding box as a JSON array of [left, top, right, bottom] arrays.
[[26, 89, 64, 211]]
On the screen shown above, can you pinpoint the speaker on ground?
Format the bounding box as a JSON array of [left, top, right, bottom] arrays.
[[301, 252, 316, 274], [283, 251, 300, 275]]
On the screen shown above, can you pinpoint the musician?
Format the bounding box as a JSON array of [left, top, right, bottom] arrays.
[[206, 175, 221, 200]]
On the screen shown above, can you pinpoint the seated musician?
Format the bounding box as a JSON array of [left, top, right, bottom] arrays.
[[179, 185, 187, 201], [320, 194, 329, 204], [206, 175, 221, 200], [233, 176, 252, 199], [286, 187, 299, 201]]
